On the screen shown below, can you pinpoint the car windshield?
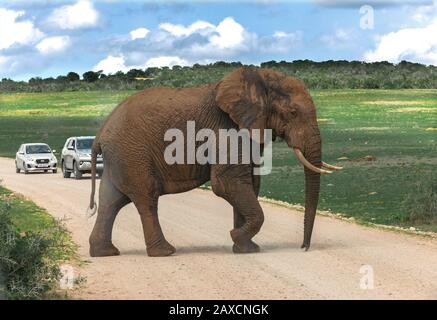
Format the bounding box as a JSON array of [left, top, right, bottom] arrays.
[[76, 139, 94, 150], [26, 145, 51, 154]]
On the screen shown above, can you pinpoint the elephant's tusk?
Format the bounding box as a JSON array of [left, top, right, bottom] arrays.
[[293, 148, 332, 174], [322, 161, 343, 171]]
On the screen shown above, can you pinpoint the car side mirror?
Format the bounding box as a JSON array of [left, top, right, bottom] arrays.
[[68, 147, 74, 150], [19, 152, 24, 155]]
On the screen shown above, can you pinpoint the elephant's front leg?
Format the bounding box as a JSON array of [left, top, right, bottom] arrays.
[[229, 189, 264, 253], [232, 173, 261, 253], [212, 165, 264, 253], [233, 171, 260, 228]]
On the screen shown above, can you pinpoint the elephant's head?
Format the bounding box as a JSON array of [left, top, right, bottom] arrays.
[[216, 67, 342, 250]]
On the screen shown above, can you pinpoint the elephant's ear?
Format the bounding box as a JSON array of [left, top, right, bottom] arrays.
[[216, 67, 268, 143]]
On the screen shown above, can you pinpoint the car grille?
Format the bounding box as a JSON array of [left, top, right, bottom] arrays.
[[36, 159, 50, 164]]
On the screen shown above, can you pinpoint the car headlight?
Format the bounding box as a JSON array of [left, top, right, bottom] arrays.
[[26, 157, 35, 162]]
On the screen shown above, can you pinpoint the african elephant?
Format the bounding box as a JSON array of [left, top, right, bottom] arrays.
[[88, 67, 341, 257]]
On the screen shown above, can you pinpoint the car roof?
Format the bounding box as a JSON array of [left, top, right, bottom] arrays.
[[23, 143, 50, 146], [67, 136, 95, 140]]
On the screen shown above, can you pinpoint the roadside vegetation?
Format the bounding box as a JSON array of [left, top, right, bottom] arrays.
[[403, 176, 437, 228], [0, 185, 77, 299], [1, 60, 436, 93]]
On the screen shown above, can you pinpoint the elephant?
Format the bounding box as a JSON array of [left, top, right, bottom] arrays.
[[87, 67, 342, 257]]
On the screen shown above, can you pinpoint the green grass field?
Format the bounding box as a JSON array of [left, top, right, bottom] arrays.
[[0, 89, 436, 230]]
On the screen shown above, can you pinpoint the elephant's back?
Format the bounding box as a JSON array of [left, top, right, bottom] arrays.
[[97, 84, 216, 162], [110, 84, 215, 125]]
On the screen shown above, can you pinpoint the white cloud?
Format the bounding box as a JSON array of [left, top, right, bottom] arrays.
[[130, 28, 150, 40], [145, 56, 188, 68], [93, 54, 188, 74], [36, 36, 70, 55], [259, 30, 303, 53], [364, 19, 437, 65], [0, 8, 44, 50], [209, 17, 245, 49], [96, 17, 303, 73], [0, 55, 9, 69], [47, 0, 99, 30], [159, 20, 214, 37], [412, 1, 437, 23], [320, 28, 354, 47], [93, 55, 129, 74], [273, 31, 290, 38], [158, 17, 249, 51]]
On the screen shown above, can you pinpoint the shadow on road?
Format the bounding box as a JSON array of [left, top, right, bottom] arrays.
[[117, 241, 340, 256]]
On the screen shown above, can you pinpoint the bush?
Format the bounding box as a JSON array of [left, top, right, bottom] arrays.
[[403, 175, 437, 225], [0, 199, 69, 299], [1, 60, 436, 92]]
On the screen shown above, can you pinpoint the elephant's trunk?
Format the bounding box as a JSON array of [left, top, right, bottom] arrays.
[[300, 139, 321, 251]]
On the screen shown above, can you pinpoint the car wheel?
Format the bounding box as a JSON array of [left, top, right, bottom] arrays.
[[44, 170, 48, 173], [53, 169, 58, 174], [74, 162, 82, 180], [15, 163, 20, 173], [98, 171, 103, 179], [62, 162, 71, 178], [24, 165, 29, 175]]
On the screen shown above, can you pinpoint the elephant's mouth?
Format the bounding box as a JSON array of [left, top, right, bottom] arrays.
[[292, 148, 343, 174]]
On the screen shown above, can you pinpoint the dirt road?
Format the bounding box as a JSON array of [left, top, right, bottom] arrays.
[[1, 157, 437, 299]]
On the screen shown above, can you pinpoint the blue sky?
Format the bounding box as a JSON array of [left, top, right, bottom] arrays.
[[1, 0, 436, 80]]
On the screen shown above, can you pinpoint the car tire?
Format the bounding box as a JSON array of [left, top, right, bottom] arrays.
[[53, 169, 58, 174], [62, 162, 71, 178], [98, 171, 103, 179], [74, 162, 82, 180], [15, 163, 20, 173], [44, 170, 48, 173], [24, 165, 28, 175]]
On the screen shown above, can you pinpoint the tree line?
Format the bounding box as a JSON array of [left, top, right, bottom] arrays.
[[1, 60, 436, 92]]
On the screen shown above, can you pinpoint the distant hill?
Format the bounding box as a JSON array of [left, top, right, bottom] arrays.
[[1, 60, 436, 92]]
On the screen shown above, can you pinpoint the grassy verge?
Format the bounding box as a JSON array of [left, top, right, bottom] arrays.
[[0, 89, 436, 231], [0, 185, 78, 299]]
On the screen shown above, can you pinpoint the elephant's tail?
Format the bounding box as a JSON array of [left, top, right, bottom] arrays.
[[87, 141, 101, 218]]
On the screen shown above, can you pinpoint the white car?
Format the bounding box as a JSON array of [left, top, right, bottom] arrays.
[[61, 136, 103, 179], [15, 143, 58, 174]]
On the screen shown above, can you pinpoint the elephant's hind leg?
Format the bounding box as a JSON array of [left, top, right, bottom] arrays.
[[131, 195, 176, 257], [89, 176, 131, 257]]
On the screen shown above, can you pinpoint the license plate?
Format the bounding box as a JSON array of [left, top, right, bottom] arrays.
[[37, 164, 49, 168]]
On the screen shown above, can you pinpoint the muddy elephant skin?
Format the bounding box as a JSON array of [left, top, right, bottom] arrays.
[[88, 67, 336, 257]]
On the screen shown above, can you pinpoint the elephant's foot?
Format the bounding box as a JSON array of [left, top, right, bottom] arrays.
[[147, 240, 176, 257], [89, 242, 120, 257], [232, 240, 260, 254], [230, 228, 260, 254]]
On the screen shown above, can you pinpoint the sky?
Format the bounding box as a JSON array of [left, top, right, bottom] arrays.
[[0, 0, 436, 80]]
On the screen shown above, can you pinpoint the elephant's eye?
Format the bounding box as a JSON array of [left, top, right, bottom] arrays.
[[289, 109, 298, 118]]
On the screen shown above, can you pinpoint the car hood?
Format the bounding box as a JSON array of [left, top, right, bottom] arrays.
[[77, 149, 103, 157], [26, 153, 54, 159], [77, 149, 92, 156]]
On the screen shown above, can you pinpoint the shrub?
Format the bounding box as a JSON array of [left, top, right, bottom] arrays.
[[0, 199, 69, 299], [403, 175, 437, 225]]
